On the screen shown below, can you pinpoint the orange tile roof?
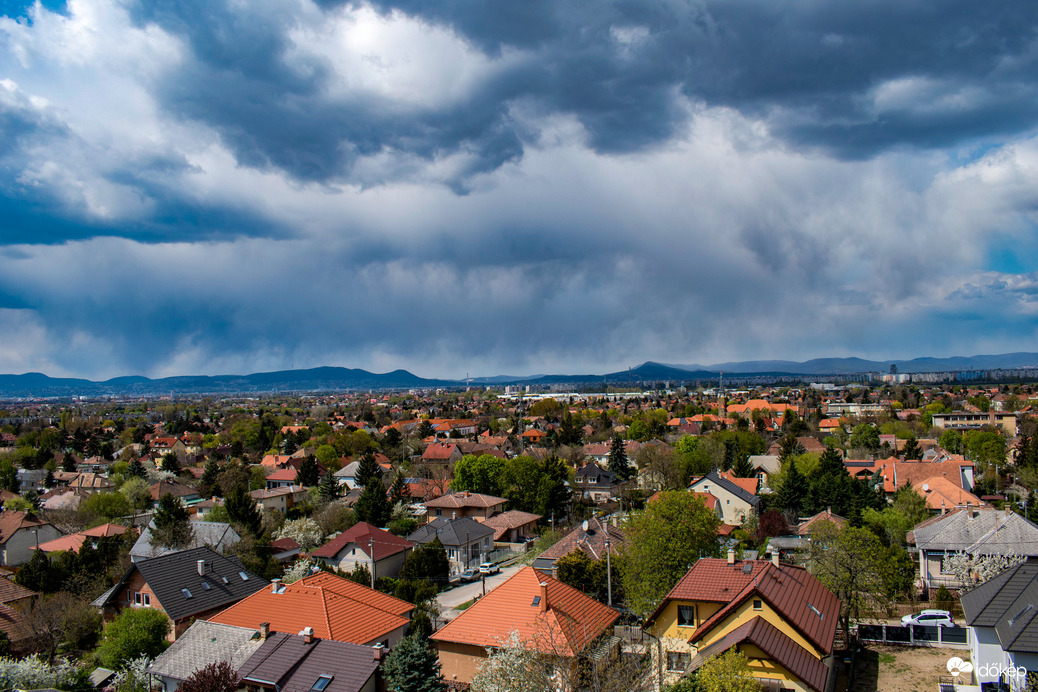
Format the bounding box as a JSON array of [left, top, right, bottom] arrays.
[[209, 572, 413, 645], [37, 523, 129, 554], [425, 491, 506, 510], [916, 476, 984, 510], [431, 566, 618, 656], [719, 471, 758, 496]]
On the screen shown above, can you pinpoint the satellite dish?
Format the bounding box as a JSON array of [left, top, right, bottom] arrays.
[[922, 483, 930, 492], [582, 520, 589, 532]]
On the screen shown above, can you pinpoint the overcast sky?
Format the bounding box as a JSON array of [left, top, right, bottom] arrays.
[[1, 0, 1037, 381]]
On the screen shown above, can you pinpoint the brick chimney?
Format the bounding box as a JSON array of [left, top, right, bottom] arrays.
[[271, 578, 281, 593], [373, 644, 384, 661], [727, 547, 735, 565], [539, 582, 548, 613], [301, 626, 314, 644], [260, 622, 270, 640]]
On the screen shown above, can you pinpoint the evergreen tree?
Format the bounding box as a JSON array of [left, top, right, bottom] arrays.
[[732, 452, 755, 479], [355, 452, 382, 489], [296, 455, 320, 488], [401, 537, 449, 584], [607, 434, 632, 481], [127, 457, 146, 479], [534, 455, 571, 517], [355, 482, 392, 527], [389, 472, 411, 506], [15, 549, 61, 593], [777, 456, 808, 517], [317, 470, 341, 503], [225, 485, 263, 538], [778, 434, 805, 461], [160, 452, 180, 474], [61, 453, 77, 473], [200, 459, 221, 499], [381, 634, 446, 692], [901, 437, 922, 461], [151, 493, 193, 549], [722, 439, 737, 472]]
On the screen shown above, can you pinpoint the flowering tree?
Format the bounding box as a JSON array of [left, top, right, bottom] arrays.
[[274, 518, 324, 551], [947, 551, 1026, 589], [0, 654, 81, 692], [469, 631, 556, 692]]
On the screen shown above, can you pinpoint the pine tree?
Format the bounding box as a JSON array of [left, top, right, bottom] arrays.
[[901, 437, 922, 461], [296, 455, 320, 488], [161, 452, 180, 474], [61, 453, 76, 473], [722, 439, 737, 471], [608, 434, 632, 481], [389, 472, 411, 506], [127, 457, 146, 479], [151, 493, 193, 549], [200, 459, 221, 499], [317, 470, 341, 503], [732, 453, 754, 479], [355, 482, 392, 527], [381, 634, 446, 692], [355, 453, 382, 489], [777, 456, 808, 517], [225, 485, 263, 538]]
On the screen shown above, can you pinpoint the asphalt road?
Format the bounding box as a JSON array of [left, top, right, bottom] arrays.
[[436, 564, 525, 611]]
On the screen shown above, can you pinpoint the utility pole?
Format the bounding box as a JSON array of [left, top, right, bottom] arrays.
[[369, 537, 375, 588], [605, 536, 612, 607]]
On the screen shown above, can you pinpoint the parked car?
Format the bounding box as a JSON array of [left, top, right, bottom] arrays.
[[457, 569, 481, 583], [901, 610, 955, 627], [479, 562, 500, 575]]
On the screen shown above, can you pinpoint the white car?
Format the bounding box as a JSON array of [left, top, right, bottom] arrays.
[[901, 609, 954, 627], [479, 562, 500, 575]]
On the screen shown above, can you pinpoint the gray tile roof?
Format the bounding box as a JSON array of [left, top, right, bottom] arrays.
[[100, 546, 268, 622], [407, 516, 494, 548], [695, 471, 761, 507], [147, 621, 264, 682], [131, 521, 242, 562], [962, 561, 1038, 653], [912, 508, 1038, 556], [238, 632, 379, 692]]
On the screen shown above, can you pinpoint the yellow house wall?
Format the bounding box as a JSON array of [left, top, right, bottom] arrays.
[[435, 641, 488, 685], [741, 644, 813, 692], [695, 599, 825, 660], [648, 600, 721, 639]]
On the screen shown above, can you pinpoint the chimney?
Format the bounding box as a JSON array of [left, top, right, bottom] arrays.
[[772, 551, 779, 567], [271, 578, 281, 593], [941, 500, 946, 515], [301, 626, 314, 644], [727, 548, 735, 565], [197, 559, 206, 576], [539, 582, 548, 612], [260, 622, 270, 640], [373, 643, 385, 661], [452, 511, 457, 520]]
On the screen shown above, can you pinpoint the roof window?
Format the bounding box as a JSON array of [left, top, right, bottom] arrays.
[[808, 603, 822, 619], [182, 588, 193, 599], [311, 675, 333, 692], [532, 596, 541, 607], [201, 581, 211, 591], [1009, 604, 1033, 627], [239, 572, 249, 581]]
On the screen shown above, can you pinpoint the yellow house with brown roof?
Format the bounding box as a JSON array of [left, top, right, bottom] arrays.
[[644, 553, 840, 692]]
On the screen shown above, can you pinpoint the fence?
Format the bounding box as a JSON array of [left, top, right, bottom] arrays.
[[859, 599, 964, 621], [857, 623, 968, 649]]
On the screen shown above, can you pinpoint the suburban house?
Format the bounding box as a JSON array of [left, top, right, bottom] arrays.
[[908, 507, 1038, 590], [249, 486, 308, 514], [130, 520, 241, 562], [238, 630, 382, 692], [0, 511, 63, 566], [688, 471, 760, 525], [149, 481, 200, 506], [36, 523, 130, 554], [311, 522, 414, 579], [533, 516, 624, 577], [482, 510, 542, 545], [408, 516, 495, 575], [748, 455, 781, 490], [960, 560, 1038, 691], [574, 463, 620, 504], [93, 546, 269, 639], [208, 571, 413, 648], [147, 620, 265, 692], [424, 491, 506, 521], [431, 566, 620, 689], [644, 553, 841, 691], [332, 458, 388, 489], [421, 442, 462, 465]]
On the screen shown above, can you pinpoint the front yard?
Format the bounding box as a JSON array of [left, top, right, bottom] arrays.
[[847, 645, 963, 692]]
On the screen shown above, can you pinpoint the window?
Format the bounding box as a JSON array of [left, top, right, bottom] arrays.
[[753, 599, 763, 611], [182, 588, 193, 599], [310, 675, 333, 692], [678, 605, 695, 626], [239, 572, 250, 581], [134, 592, 151, 607], [201, 581, 211, 591], [666, 651, 691, 672]]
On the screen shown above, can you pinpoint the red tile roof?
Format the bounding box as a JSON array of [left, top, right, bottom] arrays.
[[425, 491, 506, 510], [311, 522, 414, 561], [431, 566, 618, 656], [701, 616, 829, 692], [422, 443, 459, 461], [37, 523, 129, 553], [0, 511, 49, 544], [209, 571, 413, 645]]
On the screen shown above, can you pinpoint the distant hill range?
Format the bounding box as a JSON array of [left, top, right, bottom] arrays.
[[2, 353, 1038, 398]]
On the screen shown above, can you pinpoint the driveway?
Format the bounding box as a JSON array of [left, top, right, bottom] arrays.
[[436, 564, 525, 611]]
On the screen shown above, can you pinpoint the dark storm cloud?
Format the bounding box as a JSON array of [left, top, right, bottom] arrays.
[[126, 0, 1038, 187]]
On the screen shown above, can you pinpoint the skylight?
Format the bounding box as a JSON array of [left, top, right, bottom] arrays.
[[311, 675, 333, 692], [201, 581, 211, 591], [808, 603, 822, 619], [182, 588, 193, 598], [532, 596, 541, 607], [239, 572, 249, 581], [1009, 604, 1033, 627], [221, 577, 229, 584]]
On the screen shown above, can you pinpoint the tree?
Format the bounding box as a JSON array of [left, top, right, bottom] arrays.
[[127, 457, 146, 479], [692, 649, 761, 692], [608, 434, 633, 481], [160, 452, 180, 474], [121, 477, 152, 519], [774, 456, 808, 516], [296, 455, 320, 488], [849, 424, 880, 451], [354, 481, 392, 527], [273, 518, 324, 551], [80, 490, 132, 524], [151, 493, 193, 549], [199, 459, 221, 498], [317, 469, 341, 503], [15, 549, 62, 593], [381, 634, 446, 692], [731, 452, 754, 479], [451, 454, 507, 496], [861, 483, 928, 546], [96, 607, 171, 668], [389, 472, 411, 506], [901, 437, 922, 461], [179, 661, 240, 692], [800, 523, 887, 637], [400, 537, 450, 585], [61, 453, 77, 473], [225, 485, 263, 538], [946, 551, 1026, 589], [469, 630, 555, 692], [620, 492, 720, 615], [355, 452, 383, 489], [555, 551, 608, 602]]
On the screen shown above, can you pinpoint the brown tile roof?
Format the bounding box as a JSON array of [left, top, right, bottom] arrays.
[[209, 572, 413, 645], [311, 522, 414, 561], [482, 511, 542, 540], [37, 523, 129, 553], [699, 616, 829, 692], [430, 566, 618, 656], [797, 510, 847, 536], [422, 443, 459, 460], [684, 559, 840, 655], [0, 511, 49, 544], [537, 517, 624, 563], [0, 578, 36, 604], [149, 480, 198, 500], [425, 491, 506, 509]]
